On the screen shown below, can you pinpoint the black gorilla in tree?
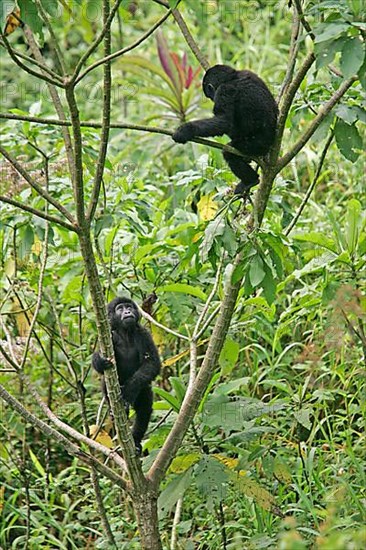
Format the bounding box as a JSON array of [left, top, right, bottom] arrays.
[[173, 64, 278, 194], [92, 297, 161, 454]]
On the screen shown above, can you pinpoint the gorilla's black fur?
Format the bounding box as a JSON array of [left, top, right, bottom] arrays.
[[92, 297, 161, 453], [173, 64, 278, 194]]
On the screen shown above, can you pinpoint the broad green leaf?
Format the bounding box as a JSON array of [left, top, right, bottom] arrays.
[[158, 470, 192, 517], [293, 232, 337, 252], [18, 0, 43, 36], [294, 408, 312, 430], [219, 338, 240, 375], [340, 37, 365, 79], [314, 22, 349, 43], [158, 283, 207, 301], [335, 120, 363, 162], [153, 388, 180, 411], [249, 254, 266, 287], [345, 199, 362, 254]]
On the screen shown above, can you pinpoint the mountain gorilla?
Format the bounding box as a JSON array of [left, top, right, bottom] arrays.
[[92, 297, 161, 454], [172, 64, 278, 194]]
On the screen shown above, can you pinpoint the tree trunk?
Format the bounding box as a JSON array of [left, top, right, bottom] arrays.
[[133, 490, 162, 550]]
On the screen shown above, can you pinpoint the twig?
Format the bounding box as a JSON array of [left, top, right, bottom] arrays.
[[0, 145, 76, 225], [87, 0, 112, 224], [277, 8, 301, 103], [171, 497, 183, 550], [285, 131, 334, 235], [22, 25, 75, 180], [0, 383, 128, 491], [72, 0, 123, 80], [75, 9, 174, 84], [0, 195, 76, 232], [140, 309, 190, 341], [277, 76, 357, 171], [0, 31, 64, 86], [153, 0, 210, 71], [0, 40, 63, 81]]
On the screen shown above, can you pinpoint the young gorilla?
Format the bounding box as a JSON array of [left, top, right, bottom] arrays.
[[92, 297, 161, 454], [172, 64, 278, 194]]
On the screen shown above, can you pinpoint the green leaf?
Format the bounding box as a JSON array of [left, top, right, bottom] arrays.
[[340, 37, 365, 79], [293, 232, 337, 252], [314, 22, 349, 43], [262, 263, 277, 305], [294, 408, 312, 430], [158, 470, 192, 517], [345, 199, 362, 255], [335, 120, 363, 162], [219, 338, 240, 375], [18, 0, 43, 37], [194, 456, 229, 507], [249, 254, 265, 287], [154, 388, 180, 411], [158, 283, 207, 301]]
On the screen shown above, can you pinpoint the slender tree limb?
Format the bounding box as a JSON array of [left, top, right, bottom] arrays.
[[22, 25, 75, 181], [71, 0, 123, 81], [171, 9, 209, 70], [0, 384, 128, 491], [75, 9, 174, 84], [0, 31, 64, 86], [140, 309, 190, 341], [87, 0, 112, 223], [0, 146, 77, 225], [65, 85, 86, 223], [293, 0, 314, 39], [285, 131, 334, 235], [277, 76, 357, 171], [0, 113, 253, 160], [0, 342, 127, 471], [0, 40, 63, 81], [148, 254, 242, 488], [35, 0, 67, 75], [0, 195, 76, 232], [275, 52, 316, 159], [277, 8, 301, 103]]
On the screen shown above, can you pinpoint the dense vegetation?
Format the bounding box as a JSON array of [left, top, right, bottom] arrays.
[[0, 1, 365, 548]]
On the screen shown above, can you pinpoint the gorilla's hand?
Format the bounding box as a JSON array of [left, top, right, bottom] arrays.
[[172, 123, 195, 144]]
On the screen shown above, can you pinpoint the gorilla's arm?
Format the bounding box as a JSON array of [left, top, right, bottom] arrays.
[[172, 84, 236, 144], [172, 115, 229, 143], [121, 328, 161, 406]]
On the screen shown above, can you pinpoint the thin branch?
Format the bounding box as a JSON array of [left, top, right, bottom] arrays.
[[65, 85, 86, 223], [22, 25, 75, 180], [75, 9, 174, 84], [0, 31, 64, 87], [293, 0, 314, 39], [148, 254, 242, 488], [140, 309, 190, 341], [0, 383, 128, 491], [276, 52, 316, 155], [193, 257, 223, 340], [35, 0, 67, 75], [0, 112, 256, 160], [0, 41, 64, 81], [71, 0, 123, 81], [0, 146, 77, 225], [285, 131, 334, 235], [277, 8, 301, 103], [86, 0, 112, 223], [171, 5, 209, 70], [277, 76, 357, 171], [0, 343, 127, 471], [0, 195, 76, 232]]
